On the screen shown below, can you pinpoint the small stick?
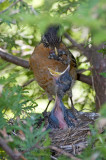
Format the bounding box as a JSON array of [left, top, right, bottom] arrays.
[[22, 78, 35, 87]]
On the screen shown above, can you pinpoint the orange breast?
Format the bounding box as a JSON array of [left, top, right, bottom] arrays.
[[30, 43, 77, 96]]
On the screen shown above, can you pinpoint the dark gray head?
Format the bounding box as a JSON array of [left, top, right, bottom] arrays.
[[56, 67, 72, 98], [41, 25, 62, 48], [49, 65, 72, 98]]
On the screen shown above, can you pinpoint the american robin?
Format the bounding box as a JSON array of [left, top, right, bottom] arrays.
[[47, 65, 76, 129], [30, 25, 77, 113]]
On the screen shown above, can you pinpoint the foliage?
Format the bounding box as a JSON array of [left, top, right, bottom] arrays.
[[100, 72, 106, 78], [79, 104, 106, 160], [0, 0, 96, 112], [0, 74, 50, 159], [0, 0, 106, 159]]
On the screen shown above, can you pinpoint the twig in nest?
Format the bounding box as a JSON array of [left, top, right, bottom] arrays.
[[51, 155, 57, 160], [22, 143, 81, 160], [49, 145, 81, 160], [60, 141, 87, 151], [77, 111, 99, 120]]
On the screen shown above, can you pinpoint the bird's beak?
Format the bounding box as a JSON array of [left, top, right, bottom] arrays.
[[48, 68, 61, 78], [48, 65, 70, 78], [55, 47, 58, 56]]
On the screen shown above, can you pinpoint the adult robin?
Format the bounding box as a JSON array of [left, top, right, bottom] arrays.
[[30, 25, 77, 113], [47, 65, 77, 129]]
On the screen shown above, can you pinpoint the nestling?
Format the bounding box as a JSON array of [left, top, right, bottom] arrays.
[[47, 65, 77, 129]]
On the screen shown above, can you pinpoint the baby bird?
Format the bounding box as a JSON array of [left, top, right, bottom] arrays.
[[47, 65, 76, 129]]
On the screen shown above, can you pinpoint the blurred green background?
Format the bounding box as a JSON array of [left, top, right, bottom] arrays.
[[0, 1, 106, 160], [0, 0, 105, 117]]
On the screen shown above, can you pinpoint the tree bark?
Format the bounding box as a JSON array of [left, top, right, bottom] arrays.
[[84, 44, 106, 111], [64, 34, 106, 111], [0, 49, 29, 68]]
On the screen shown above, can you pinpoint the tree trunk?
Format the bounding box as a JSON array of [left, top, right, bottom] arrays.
[[85, 44, 106, 111]]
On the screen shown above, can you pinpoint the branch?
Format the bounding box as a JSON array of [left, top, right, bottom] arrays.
[[22, 78, 35, 87], [64, 34, 92, 86], [0, 137, 27, 160], [64, 33, 84, 51], [22, 143, 81, 160], [77, 73, 92, 86], [49, 145, 81, 160], [0, 49, 29, 69], [0, 0, 22, 15], [0, 49, 92, 85]]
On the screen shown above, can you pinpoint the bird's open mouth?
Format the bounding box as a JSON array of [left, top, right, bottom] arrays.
[[48, 68, 61, 78]]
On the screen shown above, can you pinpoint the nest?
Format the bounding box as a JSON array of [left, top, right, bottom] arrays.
[[45, 111, 99, 157]]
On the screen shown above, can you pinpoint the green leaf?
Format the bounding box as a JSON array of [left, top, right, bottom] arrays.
[[100, 72, 106, 78]]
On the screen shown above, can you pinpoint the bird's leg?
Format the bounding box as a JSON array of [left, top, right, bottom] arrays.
[[43, 100, 52, 117], [70, 96, 79, 117], [70, 96, 75, 111], [68, 91, 76, 112]]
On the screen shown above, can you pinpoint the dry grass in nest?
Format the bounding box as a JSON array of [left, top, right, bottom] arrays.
[[47, 111, 99, 157]]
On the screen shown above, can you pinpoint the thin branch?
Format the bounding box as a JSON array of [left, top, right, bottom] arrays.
[[77, 73, 92, 86], [35, 92, 46, 100], [64, 33, 84, 51], [77, 69, 91, 74], [22, 78, 35, 87], [0, 137, 27, 160], [0, 0, 22, 15], [0, 49, 92, 85], [0, 49, 29, 69]]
